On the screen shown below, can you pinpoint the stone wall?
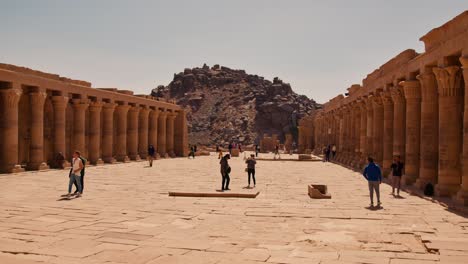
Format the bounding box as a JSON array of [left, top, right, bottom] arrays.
[[298, 11, 468, 205], [0, 64, 189, 173]]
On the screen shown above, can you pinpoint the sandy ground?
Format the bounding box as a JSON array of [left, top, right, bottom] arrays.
[[0, 152, 467, 264]]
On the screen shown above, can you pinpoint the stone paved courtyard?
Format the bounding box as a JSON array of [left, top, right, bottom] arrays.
[[0, 153, 468, 264]]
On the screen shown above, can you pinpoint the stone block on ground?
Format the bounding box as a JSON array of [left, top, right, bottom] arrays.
[[308, 184, 331, 199], [299, 154, 312, 160], [231, 149, 240, 157]]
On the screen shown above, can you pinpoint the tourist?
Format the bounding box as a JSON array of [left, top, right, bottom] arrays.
[[363, 157, 382, 207], [188, 145, 195, 159], [390, 155, 405, 196], [246, 154, 256, 188], [148, 144, 156, 167], [331, 145, 337, 159], [274, 144, 280, 160], [220, 154, 231, 191], [255, 144, 259, 157], [228, 143, 233, 155], [218, 148, 223, 159], [322, 147, 327, 162], [73, 153, 87, 194], [68, 151, 83, 197], [325, 145, 331, 162]]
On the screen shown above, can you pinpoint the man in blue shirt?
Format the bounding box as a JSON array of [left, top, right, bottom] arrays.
[[363, 157, 382, 207]]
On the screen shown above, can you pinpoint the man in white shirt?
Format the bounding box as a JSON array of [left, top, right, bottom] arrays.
[[68, 151, 83, 197]]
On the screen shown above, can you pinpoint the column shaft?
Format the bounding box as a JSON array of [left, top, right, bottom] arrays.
[[391, 87, 406, 159], [149, 109, 160, 155], [434, 66, 463, 196], [166, 113, 176, 157], [28, 91, 49, 170], [102, 103, 116, 163], [158, 111, 168, 156], [402, 80, 422, 185], [115, 104, 130, 162], [0, 87, 24, 173], [458, 57, 468, 204], [372, 95, 384, 165], [89, 101, 103, 165], [72, 99, 89, 157], [128, 106, 140, 160], [382, 92, 394, 175], [138, 107, 150, 159]]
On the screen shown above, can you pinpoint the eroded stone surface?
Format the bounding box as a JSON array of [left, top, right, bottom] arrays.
[[0, 153, 467, 263]]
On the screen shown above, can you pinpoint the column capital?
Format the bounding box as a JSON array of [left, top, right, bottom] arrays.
[[417, 72, 437, 102], [390, 86, 405, 103], [51, 95, 69, 107], [29, 91, 47, 106], [433, 66, 462, 97], [159, 110, 168, 118], [116, 103, 131, 113], [401, 80, 421, 99], [72, 98, 89, 110], [129, 105, 141, 113], [381, 91, 393, 106], [460, 56, 468, 68], [140, 106, 151, 115], [89, 101, 104, 111], [0, 88, 22, 107], [103, 102, 117, 110], [370, 94, 383, 109]]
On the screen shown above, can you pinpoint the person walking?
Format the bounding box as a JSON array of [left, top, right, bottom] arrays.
[[148, 144, 156, 167], [390, 155, 405, 196], [73, 153, 87, 194], [325, 145, 331, 162], [363, 157, 382, 208], [220, 154, 231, 191], [245, 154, 256, 188], [331, 145, 337, 160], [68, 151, 83, 197]]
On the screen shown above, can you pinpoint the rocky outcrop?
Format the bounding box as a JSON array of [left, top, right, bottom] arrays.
[[152, 64, 320, 146]]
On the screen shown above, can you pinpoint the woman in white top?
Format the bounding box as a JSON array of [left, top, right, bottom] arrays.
[[68, 151, 83, 197]]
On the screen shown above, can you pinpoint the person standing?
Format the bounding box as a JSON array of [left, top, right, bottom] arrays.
[[148, 144, 156, 167], [274, 144, 280, 160], [245, 154, 256, 188], [325, 145, 331, 162], [68, 151, 83, 197], [363, 157, 382, 207], [255, 144, 259, 157], [228, 143, 233, 155], [390, 155, 405, 196], [220, 154, 231, 191], [331, 145, 337, 160]]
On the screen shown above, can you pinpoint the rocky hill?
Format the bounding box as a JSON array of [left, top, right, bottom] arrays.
[[151, 64, 320, 146]]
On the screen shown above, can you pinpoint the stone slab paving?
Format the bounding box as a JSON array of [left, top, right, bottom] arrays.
[[0, 153, 467, 263]]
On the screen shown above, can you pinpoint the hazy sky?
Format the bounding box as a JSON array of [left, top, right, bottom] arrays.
[[1, 1, 466, 103]]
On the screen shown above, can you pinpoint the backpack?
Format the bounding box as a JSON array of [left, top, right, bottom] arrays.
[[79, 157, 87, 177], [424, 183, 434, 196]]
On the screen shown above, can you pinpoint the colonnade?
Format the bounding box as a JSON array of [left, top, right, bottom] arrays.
[[300, 11, 468, 205], [0, 64, 188, 174]]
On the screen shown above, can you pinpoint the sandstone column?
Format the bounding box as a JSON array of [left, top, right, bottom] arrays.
[[416, 71, 439, 189], [158, 111, 168, 157], [166, 112, 177, 157], [358, 100, 367, 166], [88, 101, 104, 165], [402, 80, 422, 185], [72, 99, 89, 156], [353, 103, 361, 167], [52, 95, 69, 167], [366, 97, 374, 159], [0, 87, 24, 173], [28, 90, 49, 170], [457, 57, 468, 205], [128, 106, 141, 160], [433, 66, 463, 196], [174, 110, 189, 157], [138, 107, 150, 159], [382, 92, 394, 175], [102, 102, 116, 163], [371, 94, 384, 166], [391, 86, 406, 160], [149, 109, 160, 155], [115, 103, 130, 162]]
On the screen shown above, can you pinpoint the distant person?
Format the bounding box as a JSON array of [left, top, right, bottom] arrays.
[[220, 154, 231, 191], [325, 145, 331, 162], [245, 154, 256, 188], [255, 144, 259, 157], [363, 157, 382, 208], [322, 147, 327, 162], [68, 151, 83, 197], [218, 148, 223, 159], [238, 143, 242, 153], [148, 144, 156, 167], [194, 145, 197, 153], [216, 145, 220, 153], [188, 145, 195, 159], [390, 155, 404, 196], [228, 143, 232, 155], [331, 145, 337, 159], [274, 145, 280, 160]]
